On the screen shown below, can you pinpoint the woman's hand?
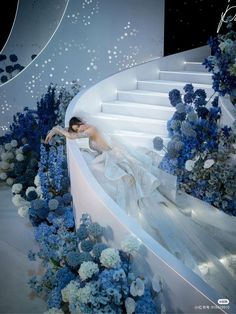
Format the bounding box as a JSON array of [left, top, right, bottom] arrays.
[[45, 129, 56, 144]]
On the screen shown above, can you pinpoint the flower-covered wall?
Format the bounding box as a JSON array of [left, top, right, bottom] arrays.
[[0, 0, 165, 135]]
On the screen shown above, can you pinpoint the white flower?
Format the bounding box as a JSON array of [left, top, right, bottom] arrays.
[[4, 143, 12, 151], [0, 161, 10, 170], [100, 248, 121, 268], [12, 183, 23, 194], [61, 280, 80, 303], [77, 284, 92, 303], [6, 178, 14, 186], [18, 206, 29, 217], [12, 194, 30, 208], [203, 159, 215, 169], [16, 153, 24, 161], [130, 277, 145, 297], [43, 308, 64, 314], [26, 186, 36, 196], [185, 159, 195, 171], [121, 235, 141, 256], [125, 297, 136, 314], [0, 172, 7, 180], [34, 174, 41, 187], [10, 140, 18, 148], [36, 186, 43, 197], [78, 261, 99, 281], [15, 147, 23, 154], [1, 152, 9, 161]]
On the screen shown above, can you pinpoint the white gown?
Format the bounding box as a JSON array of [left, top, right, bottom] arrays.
[[78, 132, 236, 302]]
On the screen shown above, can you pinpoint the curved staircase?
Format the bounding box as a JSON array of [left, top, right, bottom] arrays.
[[66, 46, 236, 314]]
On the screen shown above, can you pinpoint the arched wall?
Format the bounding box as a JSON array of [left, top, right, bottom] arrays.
[[0, 0, 164, 134]]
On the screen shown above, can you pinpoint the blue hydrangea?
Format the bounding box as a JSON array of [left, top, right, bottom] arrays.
[[47, 287, 62, 309], [76, 224, 89, 240], [80, 239, 94, 252], [153, 136, 163, 151], [135, 289, 157, 314], [87, 222, 104, 238], [66, 251, 81, 268], [92, 243, 108, 259], [55, 266, 76, 290]]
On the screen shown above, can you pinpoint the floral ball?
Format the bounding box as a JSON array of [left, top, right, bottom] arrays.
[[80, 239, 94, 252], [100, 248, 121, 268]]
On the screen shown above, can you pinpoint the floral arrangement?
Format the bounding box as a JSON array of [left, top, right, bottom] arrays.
[[202, 17, 236, 104], [0, 53, 25, 83], [153, 84, 236, 216], [0, 82, 80, 199], [28, 212, 161, 314], [0, 81, 163, 313]]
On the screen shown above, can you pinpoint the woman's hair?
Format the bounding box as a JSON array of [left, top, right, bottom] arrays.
[[68, 116, 84, 132]]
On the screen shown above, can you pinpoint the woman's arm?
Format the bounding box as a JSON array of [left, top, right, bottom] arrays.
[[45, 125, 88, 143]]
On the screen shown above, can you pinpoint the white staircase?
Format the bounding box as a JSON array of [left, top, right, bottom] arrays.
[[87, 60, 213, 150], [66, 47, 236, 314]]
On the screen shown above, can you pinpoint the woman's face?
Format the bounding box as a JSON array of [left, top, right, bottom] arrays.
[[71, 123, 84, 132]]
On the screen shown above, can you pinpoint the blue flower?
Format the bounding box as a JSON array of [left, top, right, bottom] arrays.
[[81, 239, 94, 252], [135, 289, 157, 314], [92, 243, 108, 259], [66, 251, 81, 268], [153, 136, 163, 151], [87, 222, 104, 238], [168, 89, 182, 107], [77, 224, 89, 240], [9, 54, 18, 62], [47, 287, 62, 309]]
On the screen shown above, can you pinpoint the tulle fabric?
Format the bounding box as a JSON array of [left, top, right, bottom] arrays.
[[76, 113, 236, 301]]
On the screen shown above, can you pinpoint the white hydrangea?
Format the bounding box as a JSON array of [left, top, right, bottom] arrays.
[[121, 235, 141, 256], [15, 147, 23, 154], [6, 178, 14, 186], [12, 183, 23, 194], [125, 297, 136, 314], [10, 140, 18, 148], [16, 153, 24, 161], [34, 174, 41, 187], [77, 284, 92, 303], [185, 159, 195, 171], [0, 172, 7, 180], [12, 194, 30, 208], [100, 248, 121, 268], [130, 278, 145, 297], [61, 280, 80, 303], [0, 161, 10, 170], [43, 308, 64, 314], [26, 186, 37, 196], [1, 152, 9, 161], [78, 261, 99, 281], [4, 143, 12, 151], [36, 186, 43, 197], [18, 206, 29, 217], [203, 159, 215, 169]]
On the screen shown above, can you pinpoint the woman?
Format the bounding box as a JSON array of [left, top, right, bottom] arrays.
[[45, 116, 236, 301], [45, 116, 162, 215], [45, 117, 111, 152]]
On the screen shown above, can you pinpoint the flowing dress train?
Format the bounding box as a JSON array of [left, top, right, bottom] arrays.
[[78, 134, 236, 301]]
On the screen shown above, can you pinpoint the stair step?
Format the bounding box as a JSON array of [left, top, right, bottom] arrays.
[[117, 90, 171, 106], [111, 129, 169, 150], [101, 100, 175, 120], [159, 70, 212, 84], [137, 79, 214, 98], [184, 61, 208, 72], [90, 113, 169, 136]]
